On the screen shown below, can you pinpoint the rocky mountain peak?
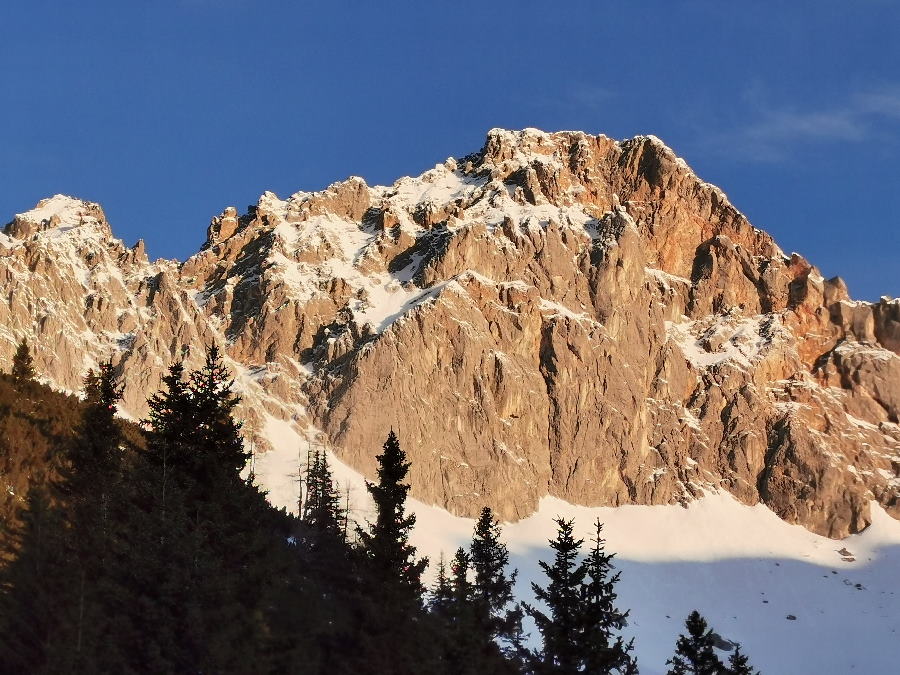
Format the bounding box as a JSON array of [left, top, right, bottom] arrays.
[[2, 128, 899, 539], [4, 194, 111, 241]]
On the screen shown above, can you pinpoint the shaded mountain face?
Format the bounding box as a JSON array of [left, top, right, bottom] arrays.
[[2, 128, 898, 538]]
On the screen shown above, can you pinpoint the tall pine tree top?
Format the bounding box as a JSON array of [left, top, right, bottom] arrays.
[[667, 610, 725, 675], [471, 506, 516, 616], [12, 337, 35, 386], [302, 448, 345, 545], [357, 431, 428, 599], [727, 644, 758, 675], [581, 519, 637, 675], [67, 360, 124, 498], [470, 505, 522, 654], [186, 346, 248, 488], [525, 517, 587, 674]]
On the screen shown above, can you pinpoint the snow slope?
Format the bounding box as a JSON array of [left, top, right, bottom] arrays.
[[255, 415, 900, 675]]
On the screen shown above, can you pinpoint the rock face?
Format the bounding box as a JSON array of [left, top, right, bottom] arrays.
[[2, 129, 899, 538]]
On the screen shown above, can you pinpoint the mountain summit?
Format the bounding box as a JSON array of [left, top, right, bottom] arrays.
[[2, 128, 898, 538]]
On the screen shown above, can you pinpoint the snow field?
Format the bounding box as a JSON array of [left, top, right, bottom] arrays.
[[255, 415, 900, 675]]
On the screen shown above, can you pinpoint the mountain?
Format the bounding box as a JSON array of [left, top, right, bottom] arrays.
[[2, 128, 898, 539]]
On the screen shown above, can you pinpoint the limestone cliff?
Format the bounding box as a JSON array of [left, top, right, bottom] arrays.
[[2, 129, 898, 538]]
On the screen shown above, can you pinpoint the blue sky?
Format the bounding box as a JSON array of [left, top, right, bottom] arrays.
[[2, 1, 898, 299]]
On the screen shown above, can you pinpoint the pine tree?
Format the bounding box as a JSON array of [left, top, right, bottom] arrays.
[[667, 611, 725, 675], [303, 448, 344, 543], [185, 345, 249, 487], [54, 360, 127, 672], [440, 547, 482, 675], [125, 348, 278, 672], [469, 506, 523, 673], [525, 517, 587, 674], [125, 359, 198, 671], [429, 554, 453, 617], [726, 644, 758, 675], [581, 519, 638, 674], [357, 430, 428, 597], [67, 361, 123, 493], [471, 507, 520, 638], [11, 337, 35, 386], [349, 431, 438, 674]]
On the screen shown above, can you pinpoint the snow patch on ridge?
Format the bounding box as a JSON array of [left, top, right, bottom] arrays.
[[667, 314, 790, 370], [13, 194, 97, 229]]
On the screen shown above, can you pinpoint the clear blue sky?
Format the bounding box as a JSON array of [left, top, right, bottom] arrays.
[[2, 1, 898, 299]]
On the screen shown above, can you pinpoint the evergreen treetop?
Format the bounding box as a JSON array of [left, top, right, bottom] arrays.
[[429, 554, 453, 618], [525, 517, 587, 674], [581, 519, 637, 674], [471, 506, 517, 619], [302, 448, 345, 545], [186, 346, 248, 485], [12, 337, 35, 386], [357, 430, 428, 599], [667, 610, 725, 675], [727, 644, 758, 675], [470, 505, 524, 670]]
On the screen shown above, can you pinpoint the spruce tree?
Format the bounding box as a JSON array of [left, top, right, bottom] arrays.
[[667, 611, 725, 675], [469, 506, 523, 673], [126, 348, 278, 672], [357, 430, 428, 597], [0, 361, 129, 672], [126, 359, 198, 671], [471, 507, 519, 638], [185, 345, 249, 487], [726, 644, 758, 675], [11, 337, 35, 386], [350, 431, 437, 674], [55, 360, 127, 672], [440, 547, 482, 675], [303, 448, 344, 543], [581, 519, 638, 674], [429, 554, 453, 618], [525, 517, 587, 674]]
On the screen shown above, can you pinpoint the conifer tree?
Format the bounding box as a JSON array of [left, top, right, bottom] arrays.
[[0, 361, 129, 672], [12, 337, 35, 386], [357, 430, 428, 597], [581, 519, 638, 674], [303, 448, 344, 543], [429, 554, 453, 618], [185, 345, 249, 487], [68, 361, 123, 495], [726, 644, 758, 675], [350, 431, 437, 674], [125, 359, 198, 671], [525, 517, 587, 674], [470, 506, 520, 639], [667, 611, 725, 675], [440, 547, 482, 675], [469, 506, 524, 673], [126, 348, 277, 672], [56, 360, 127, 672]]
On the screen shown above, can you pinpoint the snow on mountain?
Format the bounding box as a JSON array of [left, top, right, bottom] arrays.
[[4, 127, 900, 671], [256, 414, 900, 675]]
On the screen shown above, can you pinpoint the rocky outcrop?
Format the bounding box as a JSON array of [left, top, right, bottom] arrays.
[[2, 129, 899, 538]]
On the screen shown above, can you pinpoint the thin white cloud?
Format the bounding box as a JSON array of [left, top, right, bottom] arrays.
[[567, 83, 617, 110], [525, 82, 616, 114], [702, 84, 900, 162]]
